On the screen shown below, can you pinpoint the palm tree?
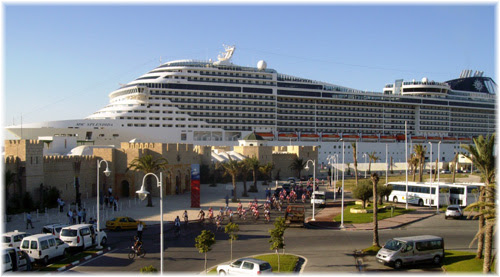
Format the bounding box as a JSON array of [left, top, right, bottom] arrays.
[[218, 156, 242, 202], [367, 152, 379, 174], [239, 160, 250, 197], [408, 154, 419, 181], [462, 134, 495, 272], [352, 142, 359, 186], [413, 144, 426, 182], [129, 154, 168, 207], [245, 157, 260, 192], [289, 157, 306, 180], [259, 162, 274, 183], [371, 173, 380, 247], [451, 153, 459, 183]]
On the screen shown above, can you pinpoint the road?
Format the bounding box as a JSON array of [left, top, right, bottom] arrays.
[[69, 205, 483, 274]]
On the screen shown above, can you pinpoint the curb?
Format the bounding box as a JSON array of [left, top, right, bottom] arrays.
[[56, 247, 111, 272], [306, 213, 436, 230], [204, 252, 307, 274]]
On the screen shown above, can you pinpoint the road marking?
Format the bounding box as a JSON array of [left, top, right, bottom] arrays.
[[71, 248, 120, 269]]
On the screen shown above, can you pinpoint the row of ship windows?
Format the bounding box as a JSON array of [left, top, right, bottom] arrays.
[[186, 76, 273, 86], [149, 91, 274, 100], [196, 70, 272, 80]]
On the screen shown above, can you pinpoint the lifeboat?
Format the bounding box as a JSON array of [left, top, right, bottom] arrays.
[[427, 136, 442, 141], [300, 133, 319, 141], [278, 133, 298, 141], [342, 134, 360, 141], [256, 132, 274, 140], [411, 136, 426, 141], [321, 133, 341, 141], [443, 137, 457, 142], [458, 137, 472, 142], [380, 135, 397, 141], [396, 134, 406, 141], [362, 134, 379, 141]]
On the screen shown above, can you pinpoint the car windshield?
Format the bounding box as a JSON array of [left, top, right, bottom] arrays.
[[61, 229, 78, 237], [3, 236, 11, 243], [259, 262, 272, 271], [384, 239, 405, 251], [42, 227, 52, 233], [448, 207, 459, 211], [314, 194, 325, 200]]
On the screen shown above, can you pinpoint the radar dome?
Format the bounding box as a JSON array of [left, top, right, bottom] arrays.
[[257, 60, 267, 70], [422, 77, 428, 83]]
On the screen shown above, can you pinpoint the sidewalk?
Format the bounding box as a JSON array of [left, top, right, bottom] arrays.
[[3, 182, 269, 233]]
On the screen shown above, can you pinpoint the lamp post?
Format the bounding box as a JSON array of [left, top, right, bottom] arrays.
[[428, 142, 433, 207], [327, 154, 338, 200], [405, 121, 408, 209], [136, 172, 163, 274], [362, 153, 367, 178], [437, 141, 441, 214], [385, 144, 388, 185], [341, 139, 345, 228], [305, 159, 316, 221], [96, 159, 111, 250]]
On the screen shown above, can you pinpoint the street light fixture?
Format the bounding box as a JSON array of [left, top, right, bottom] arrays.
[[304, 159, 316, 221], [96, 159, 111, 250], [136, 172, 164, 275], [341, 139, 345, 229]]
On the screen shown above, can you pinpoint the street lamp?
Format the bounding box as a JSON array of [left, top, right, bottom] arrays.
[[362, 153, 367, 178], [136, 172, 164, 274], [428, 142, 433, 208], [436, 141, 441, 214], [304, 159, 316, 221], [341, 139, 345, 229], [96, 159, 111, 250]]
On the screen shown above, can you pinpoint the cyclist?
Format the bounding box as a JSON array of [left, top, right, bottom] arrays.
[[253, 207, 260, 221], [215, 215, 222, 231], [219, 207, 224, 219], [237, 202, 242, 213], [133, 236, 143, 253], [208, 207, 214, 223], [183, 210, 188, 226], [198, 209, 205, 223], [264, 208, 270, 223]]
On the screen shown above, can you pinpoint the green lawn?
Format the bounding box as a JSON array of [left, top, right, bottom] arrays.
[[333, 203, 415, 224], [443, 250, 495, 273]]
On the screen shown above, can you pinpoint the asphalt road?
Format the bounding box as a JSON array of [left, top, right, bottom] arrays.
[[69, 206, 484, 274]]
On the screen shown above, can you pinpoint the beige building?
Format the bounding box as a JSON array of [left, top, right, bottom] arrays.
[[3, 136, 317, 204]]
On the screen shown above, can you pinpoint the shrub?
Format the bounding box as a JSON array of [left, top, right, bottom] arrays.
[[352, 182, 372, 208], [140, 265, 158, 273]]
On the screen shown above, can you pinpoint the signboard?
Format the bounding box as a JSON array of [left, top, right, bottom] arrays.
[[191, 164, 200, 208]]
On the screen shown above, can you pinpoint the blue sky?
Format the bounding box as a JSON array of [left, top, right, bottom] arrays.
[[2, 4, 496, 135]]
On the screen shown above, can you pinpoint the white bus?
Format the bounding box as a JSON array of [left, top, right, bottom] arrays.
[[387, 182, 483, 207]]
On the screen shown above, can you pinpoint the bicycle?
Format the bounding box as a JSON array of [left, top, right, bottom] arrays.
[[128, 246, 146, 259]]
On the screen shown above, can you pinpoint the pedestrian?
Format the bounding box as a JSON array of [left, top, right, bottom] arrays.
[[108, 186, 112, 197], [109, 195, 114, 209], [337, 186, 342, 197], [77, 209, 82, 224], [67, 209, 73, 225], [104, 195, 109, 208], [225, 194, 229, 208], [137, 221, 143, 241], [82, 208, 87, 223], [113, 198, 118, 211], [26, 212, 34, 229], [72, 209, 77, 224], [88, 217, 95, 224], [57, 197, 65, 212]]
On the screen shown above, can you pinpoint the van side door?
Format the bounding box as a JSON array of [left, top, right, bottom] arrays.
[[80, 228, 92, 249], [400, 241, 415, 265]]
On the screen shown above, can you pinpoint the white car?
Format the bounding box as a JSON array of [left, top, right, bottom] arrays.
[[445, 205, 463, 219], [2, 231, 31, 249], [2, 247, 32, 272], [42, 223, 68, 238], [20, 234, 69, 264], [60, 224, 107, 250], [311, 191, 326, 207], [217, 258, 273, 275]]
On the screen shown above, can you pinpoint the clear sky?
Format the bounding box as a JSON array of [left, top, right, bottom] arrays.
[[2, 4, 497, 138]]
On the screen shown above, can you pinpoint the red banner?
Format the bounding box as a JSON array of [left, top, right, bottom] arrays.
[[191, 164, 200, 208]]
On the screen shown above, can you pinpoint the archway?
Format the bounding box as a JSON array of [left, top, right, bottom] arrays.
[[176, 173, 181, 195], [121, 180, 130, 198]]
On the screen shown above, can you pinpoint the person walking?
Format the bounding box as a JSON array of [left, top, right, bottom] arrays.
[[82, 208, 87, 223], [77, 209, 82, 224], [67, 209, 73, 225], [225, 194, 229, 208], [26, 212, 34, 229], [137, 221, 144, 241], [72, 209, 77, 224]]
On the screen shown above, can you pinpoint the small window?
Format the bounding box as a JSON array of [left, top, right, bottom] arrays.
[[40, 240, 49, 250], [14, 235, 22, 242], [30, 240, 38, 250], [231, 261, 243, 268], [49, 239, 56, 247], [242, 262, 254, 270], [21, 240, 29, 249]]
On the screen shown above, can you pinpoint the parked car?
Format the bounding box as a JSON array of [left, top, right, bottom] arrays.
[[106, 217, 146, 231], [20, 234, 69, 265], [440, 170, 451, 174], [42, 223, 68, 238], [376, 235, 444, 269], [217, 258, 273, 275], [60, 224, 107, 250], [2, 247, 32, 272], [311, 191, 326, 207], [2, 230, 31, 249], [445, 205, 463, 219]]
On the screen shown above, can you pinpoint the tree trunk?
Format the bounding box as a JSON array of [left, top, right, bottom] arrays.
[[483, 221, 493, 273], [232, 175, 238, 202], [476, 187, 485, 259], [373, 183, 380, 247], [230, 238, 233, 261], [242, 176, 248, 197], [147, 176, 153, 207], [419, 160, 424, 182], [204, 252, 207, 274], [368, 161, 372, 174], [433, 158, 438, 182], [253, 170, 257, 190]]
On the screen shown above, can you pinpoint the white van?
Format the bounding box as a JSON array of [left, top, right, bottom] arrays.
[[20, 234, 69, 265], [311, 191, 326, 207], [376, 235, 444, 269], [2, 230, 31, 249], [42, 223, 68, 238], [2, 247, 31, 272], [59, 224, 107, 250]]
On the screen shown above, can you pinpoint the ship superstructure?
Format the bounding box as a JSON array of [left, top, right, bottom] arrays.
[[6, 46, 496, 165]]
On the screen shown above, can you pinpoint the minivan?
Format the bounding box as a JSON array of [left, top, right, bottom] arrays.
[[59, 224, 107, 250], [2, 247, 31, 272], [376, 235, 444, 269], [20, 234, 69, 265], [2, 230, 31, 249]]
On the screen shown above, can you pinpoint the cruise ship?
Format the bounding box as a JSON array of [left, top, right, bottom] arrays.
[[6, 45, 496, 165]]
